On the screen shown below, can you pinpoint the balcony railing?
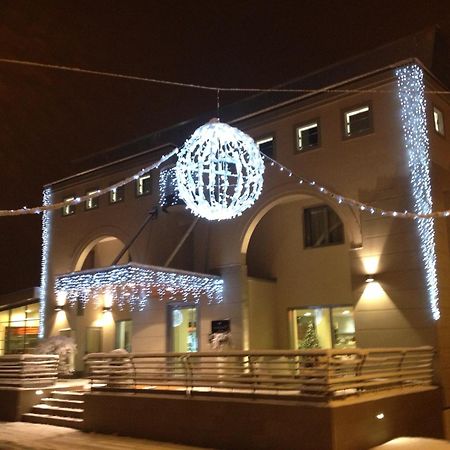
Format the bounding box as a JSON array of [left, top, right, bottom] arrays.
[[84, 347, 434, 401], [0, 354, 59, 387]]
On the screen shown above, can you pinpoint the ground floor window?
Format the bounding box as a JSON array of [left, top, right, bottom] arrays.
[[290, 306, 355, 349], [0, 302, 40, 355], [86, 327, 102, 354], [169, 306, 198, 352], [115, 320, 132, 352]]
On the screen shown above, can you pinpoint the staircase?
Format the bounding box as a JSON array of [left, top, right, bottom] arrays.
[[22, 390, 85, 429]]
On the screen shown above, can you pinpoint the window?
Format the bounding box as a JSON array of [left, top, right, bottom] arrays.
[[433, 106, 445, 136], [296, 121, 319, 151], [115, 320, 132, 352], [85, 190, 99, 210], [304, 205, 344, 248], [109, 185, 125, 204], [0, 302, 40, 355], [86, 327, 102, 354], [170, 306, 198, 352], [136, 174, 152, 196], [256, 136, 274, 158], [62, 197, 76, 216], [344, 104, 371, 137], [290, 306, 355, 349]]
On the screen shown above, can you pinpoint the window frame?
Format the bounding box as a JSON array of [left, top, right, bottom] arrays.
[[109, 184, 125, 205], [342, 102, 373, 139], [62, 196, 76, 217], [433, 105, 445, 137], [85, 189, 100, 211], [295, 119, 321, 152], [136, 173, 152, 197], [256, 135, 276, 159], [303, 204, 344, 249]]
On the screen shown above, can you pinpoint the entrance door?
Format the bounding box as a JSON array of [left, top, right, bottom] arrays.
[[169, 306, 198, 352]]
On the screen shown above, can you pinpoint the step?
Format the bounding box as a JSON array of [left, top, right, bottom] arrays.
[[22, 412, 83, 429], [32, 404, 83, 419], [50, 390, 85, 400], [42, 397, 84, 409]]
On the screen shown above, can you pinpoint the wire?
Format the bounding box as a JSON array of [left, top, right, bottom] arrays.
[[0, 58, 448, 95]]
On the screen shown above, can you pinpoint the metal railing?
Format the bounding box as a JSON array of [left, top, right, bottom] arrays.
[[84, 347, 434, 401], [0, 354, 59, 387]]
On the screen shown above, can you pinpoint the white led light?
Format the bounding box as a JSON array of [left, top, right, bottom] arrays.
[[159, 167, 182, 208], [396, 64, 440, 320], [55, 263, 223, 311], [175, 121, 265, 220], [39, 187, 52, 338]]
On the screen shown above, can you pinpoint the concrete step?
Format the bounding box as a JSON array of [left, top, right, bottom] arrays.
[[32, 404, 83, 419], [22, 412, 83, 429], [41, 397, 84, 409], [50, 390, 85, 400]]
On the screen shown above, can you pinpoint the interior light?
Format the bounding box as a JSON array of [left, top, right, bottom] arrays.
[[303, 312, 312, 317], [376, 413, 384, 420], [35, 390, 44, 395]]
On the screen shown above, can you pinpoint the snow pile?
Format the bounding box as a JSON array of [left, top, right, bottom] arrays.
[[371, 437, 450, 449]]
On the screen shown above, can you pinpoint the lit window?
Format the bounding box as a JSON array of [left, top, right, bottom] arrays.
[[109, 185, 124, 204], [62, 197, 75, 216], [433, 107, 445, 136], [296, 121, 319, 151], [344, 105, 371, 137], [85, 190, 99, 210], [136, 174, 151, 196], [256, 136, 274, 158], [304, 205, 344, 248], [290, 306, 355, 349]]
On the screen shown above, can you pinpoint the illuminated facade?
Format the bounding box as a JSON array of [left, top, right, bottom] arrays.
[[40, 31, 449, 430]]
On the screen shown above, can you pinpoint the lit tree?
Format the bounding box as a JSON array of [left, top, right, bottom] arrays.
[[301, 322, 320, 349]]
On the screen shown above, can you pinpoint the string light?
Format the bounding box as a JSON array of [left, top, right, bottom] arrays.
[[159, 166, 182, 208], [54, 263, 224, 311], [396, 64, 440, 321], [176, 120, 265, 220], [39, 188, 52, 338]]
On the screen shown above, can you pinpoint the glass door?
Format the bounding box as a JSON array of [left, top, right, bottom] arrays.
[[169, 306, 198, 352]]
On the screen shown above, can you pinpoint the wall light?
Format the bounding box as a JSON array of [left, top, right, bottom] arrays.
[[54, 306, 64, 312], [365, 276, 375, 284], [102, 306, 112, 313], [376, 412, 384, 420]]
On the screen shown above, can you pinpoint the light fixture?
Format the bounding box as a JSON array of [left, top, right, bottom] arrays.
[[376, 413, 384, 420], [54, 306, 64, 312], [365, 276, 375, 283], [102, 306, 112, 313], [35, 390, 44, 395]]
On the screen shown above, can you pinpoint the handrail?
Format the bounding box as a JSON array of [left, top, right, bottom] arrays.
[[84, 347, 434, 401]]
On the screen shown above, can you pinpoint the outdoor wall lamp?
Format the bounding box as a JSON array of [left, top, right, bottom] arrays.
[[102, 306, 112, 313], [365, 276, 375, 283], [54, 305, 65, 312]]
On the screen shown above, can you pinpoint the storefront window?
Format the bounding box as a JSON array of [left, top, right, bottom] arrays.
[[290, 306, 355, 349], [0, 302, 40, 355], [116, 320, 132, 352], [170, 307, 198, 352]]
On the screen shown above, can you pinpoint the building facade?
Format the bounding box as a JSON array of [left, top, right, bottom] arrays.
[[40, 31, 450, 431]]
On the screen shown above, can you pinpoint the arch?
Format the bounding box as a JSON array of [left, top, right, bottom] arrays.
[[72, 227, 131, 272], [240, 185, 362, 256]]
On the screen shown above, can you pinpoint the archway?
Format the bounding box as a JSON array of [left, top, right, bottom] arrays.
[[74, 236, 130, 272]]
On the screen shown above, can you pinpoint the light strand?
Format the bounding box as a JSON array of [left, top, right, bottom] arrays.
[[396, 64, 439, 321], [261, 153, 450, 220], [0, 58, 448, 95], [0, 148, 178, 217]]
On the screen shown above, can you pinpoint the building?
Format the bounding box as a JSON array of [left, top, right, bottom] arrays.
[[39, 29, 449, 434]]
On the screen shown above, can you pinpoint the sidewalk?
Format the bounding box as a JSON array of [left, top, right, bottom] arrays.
[[0, 422, 213, 450]]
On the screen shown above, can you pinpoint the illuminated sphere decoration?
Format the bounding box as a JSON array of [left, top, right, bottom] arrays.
[[175, 120, 265, 220]]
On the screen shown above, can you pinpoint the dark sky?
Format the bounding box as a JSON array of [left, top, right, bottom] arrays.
[[0, 0, 449, 295]]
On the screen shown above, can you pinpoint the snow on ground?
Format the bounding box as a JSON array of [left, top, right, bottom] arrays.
[[0, 422, 213, 450], [371, 437, 450, 449]]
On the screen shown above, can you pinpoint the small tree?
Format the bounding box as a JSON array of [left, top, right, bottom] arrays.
[[300, 321, 320, 349], [35, 336, 76, 376]]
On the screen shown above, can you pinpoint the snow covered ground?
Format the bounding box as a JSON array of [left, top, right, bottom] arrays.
[[0, 422, 212, 450], [371, 437, 450, 449]]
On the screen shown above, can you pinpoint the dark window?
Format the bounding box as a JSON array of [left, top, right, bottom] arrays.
[[304, 205, 344, 248], [344, 105, 371, 137], [136, 174, 151, 196], [296, 122, 319, 151], [109, 185, 125, 204], [257, 137, 274, 158]]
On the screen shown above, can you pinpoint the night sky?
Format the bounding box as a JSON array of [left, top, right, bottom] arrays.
[[0, 0, 449, 296]]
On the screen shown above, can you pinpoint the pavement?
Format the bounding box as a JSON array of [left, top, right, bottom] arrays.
[[0, 422, 213, 450]]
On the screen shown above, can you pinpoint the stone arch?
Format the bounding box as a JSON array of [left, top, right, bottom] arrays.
[[73, 227, 131, 272], [240, 185, 362, 257]]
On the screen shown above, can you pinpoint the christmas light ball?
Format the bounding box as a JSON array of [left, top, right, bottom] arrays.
[[175, 120, 265, 220]]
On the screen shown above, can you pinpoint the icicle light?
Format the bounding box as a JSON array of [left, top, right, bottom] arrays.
[[396, 64, 440, 320]]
